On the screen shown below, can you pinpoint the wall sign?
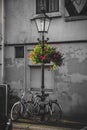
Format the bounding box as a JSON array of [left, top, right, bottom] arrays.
[[65, 0, 87, 18]]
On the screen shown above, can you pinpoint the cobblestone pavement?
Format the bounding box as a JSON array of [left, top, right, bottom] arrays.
[[13, 119, 87, 130]]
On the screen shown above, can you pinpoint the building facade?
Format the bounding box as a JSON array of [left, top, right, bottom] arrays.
[[0, 0, 87, 121]]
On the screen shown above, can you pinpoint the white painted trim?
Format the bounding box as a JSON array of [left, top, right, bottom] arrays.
[[1, 0, 5, 83]]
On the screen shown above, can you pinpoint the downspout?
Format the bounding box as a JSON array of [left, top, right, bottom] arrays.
[[1, 0, 8, 117], [24, 46, 27, 91], [1, 0, 5, 84]]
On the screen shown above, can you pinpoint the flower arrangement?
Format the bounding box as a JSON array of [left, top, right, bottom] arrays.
[[29, 44, 64, 70]]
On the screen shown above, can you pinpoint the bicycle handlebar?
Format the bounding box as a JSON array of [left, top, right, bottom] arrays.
[[36, 93, 49, 98], [20, 88, 50, 101]]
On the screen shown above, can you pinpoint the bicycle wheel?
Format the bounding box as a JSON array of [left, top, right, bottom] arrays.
[[26, 102, 40, 117], [11, 102, 21, 121], [45, 102, 62, 122], [50, 102, 62, 122]]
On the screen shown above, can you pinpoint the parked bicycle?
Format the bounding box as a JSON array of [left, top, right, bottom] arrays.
[[36, 93, 62, 122], [11, 89, 40, 121], [11, 89, 62, 122]]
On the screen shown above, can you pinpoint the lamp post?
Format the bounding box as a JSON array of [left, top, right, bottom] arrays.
[[33, 10, 51, 101]]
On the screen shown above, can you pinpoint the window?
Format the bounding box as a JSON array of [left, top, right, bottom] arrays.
[[36, 0, 59, 14], [15, 46, 24, 58], [29, 66, 54, 91], [27, 50, 54, 92], [65, 0, 87, 21]]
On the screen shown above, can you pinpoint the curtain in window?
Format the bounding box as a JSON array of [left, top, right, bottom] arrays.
[[49, 0, 59, 12], [36, 0, 59, 13], [36, 0, 47, 13]]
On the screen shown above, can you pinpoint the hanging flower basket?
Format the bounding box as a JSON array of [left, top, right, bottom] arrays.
[[28, 44, 64, 70]]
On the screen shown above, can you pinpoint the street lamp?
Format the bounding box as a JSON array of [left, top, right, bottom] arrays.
[[35, 13, 51, 33], [33, 10, 51, 101]]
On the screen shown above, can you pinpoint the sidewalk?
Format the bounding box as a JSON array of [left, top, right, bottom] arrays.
[[13, 119, 87, 130]]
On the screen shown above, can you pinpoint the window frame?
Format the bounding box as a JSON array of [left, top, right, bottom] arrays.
[[32, 0, 62, 19]]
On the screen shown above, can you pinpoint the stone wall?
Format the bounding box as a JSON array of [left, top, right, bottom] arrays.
[[3, 0, 87, 121]]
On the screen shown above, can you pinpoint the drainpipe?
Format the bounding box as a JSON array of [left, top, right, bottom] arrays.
[[1, 0, 8, 117], [24, 46, 27, 91], [1, 0, 5, 84]]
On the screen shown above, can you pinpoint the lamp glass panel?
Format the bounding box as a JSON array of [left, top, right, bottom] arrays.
[[45, 18, 50, 32], [35, 17, 50, 32], [35, 18, 45, 32]]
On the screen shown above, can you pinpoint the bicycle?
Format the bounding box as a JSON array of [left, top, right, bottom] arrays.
[[10, 89, 41, 121], [11, 89, 62, 122], [36, 93, 62, 122]]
